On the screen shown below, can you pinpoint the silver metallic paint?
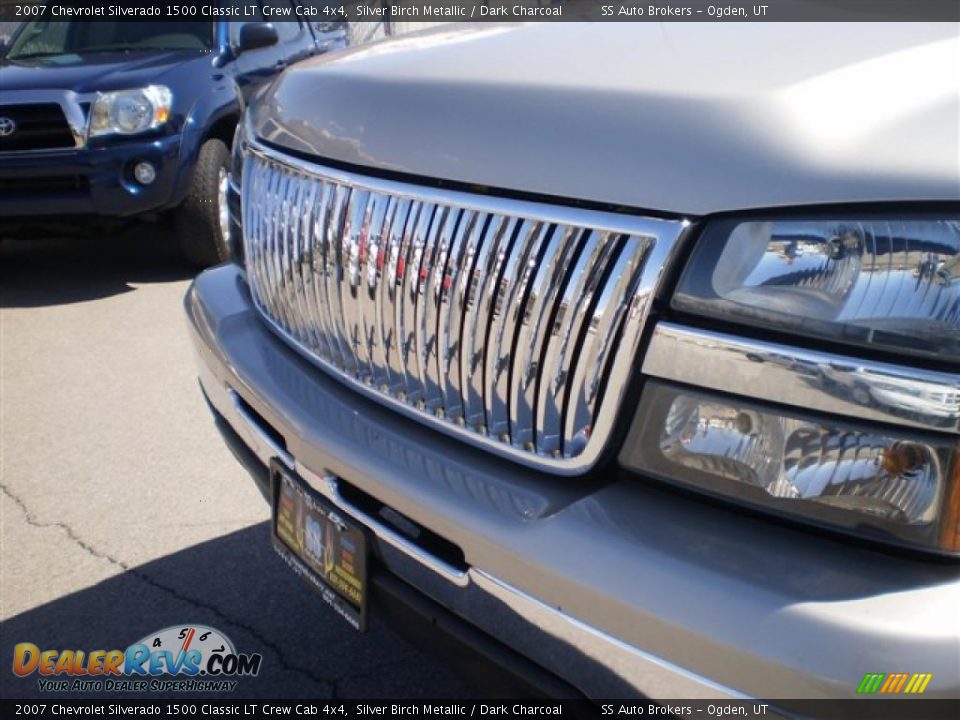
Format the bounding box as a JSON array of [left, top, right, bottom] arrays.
[[186, 265, 960, 700], [252, 23, 960, 215]]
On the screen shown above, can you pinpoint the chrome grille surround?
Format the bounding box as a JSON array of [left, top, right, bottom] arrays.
[[242, 141, 686, 474], [0, 90, 89, 155]]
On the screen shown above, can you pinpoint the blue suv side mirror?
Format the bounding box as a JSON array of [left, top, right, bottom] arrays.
[[237, 23, 279, 55]]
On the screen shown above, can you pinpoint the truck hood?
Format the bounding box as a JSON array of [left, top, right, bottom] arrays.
[[0, 50, 212, 94], [253, 22, 960, 216]]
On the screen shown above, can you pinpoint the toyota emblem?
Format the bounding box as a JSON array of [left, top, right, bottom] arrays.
[[0, 117, 16, 137]]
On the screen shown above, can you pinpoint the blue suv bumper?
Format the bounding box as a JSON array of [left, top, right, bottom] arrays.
[[0, 130, 199, 219]]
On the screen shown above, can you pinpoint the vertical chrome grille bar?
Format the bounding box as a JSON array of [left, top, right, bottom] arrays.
[[510, 224, 581, 450], [278, 168, 299, 335], [423, 207, 462, 414], [394, 202, 429, 402], [292, 172, 310, 345], [288, 173, 310, 344], [278, 168, 293, 333], [257, 159, 275, 321], [468, 216, 518, 433], [459, 215, 504, 431], [401, 203, 436, 403], [241, 145, 684, 474], [325, 185, 353, 371], [416, 204, 447, 407], [251, 160, 273, 320], [485, 220, 550, 442], [265, 167, 287, 331], [341, 190, 372, 379], [563, 236, 651, 455], [535, 231, 615, 456], [337, 188, 358, 373], [279, 168, 298, 334], [310, 182, 338, 365], [415, 205, 448, 410], [381, 198, 413, 393], [241, 156, 262, 309], [438, 209, 479, 422], [300, 175, 327, 359], [361, 194, 390, 387]]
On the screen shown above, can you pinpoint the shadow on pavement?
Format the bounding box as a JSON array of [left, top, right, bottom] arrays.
[[0, 522, 473, 700], [0, 221, 197, 309]]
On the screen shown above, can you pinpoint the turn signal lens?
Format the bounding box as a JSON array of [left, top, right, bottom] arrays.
[[622, 382, 959, 555], [673, 218, 960, 361], [942, 451, 960, 552]]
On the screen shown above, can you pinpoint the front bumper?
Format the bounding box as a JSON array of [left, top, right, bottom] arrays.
[[0, 132, 196, 218], [186, 264, 960, 702]]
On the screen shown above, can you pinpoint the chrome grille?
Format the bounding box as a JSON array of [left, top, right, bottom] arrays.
[[242, 143, 685, 473]]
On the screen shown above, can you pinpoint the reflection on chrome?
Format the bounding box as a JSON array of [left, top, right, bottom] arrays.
[[643, 323, 960, 433], [678, 218, 960, 359], [241, 141, 685, 472], [818, 367, 960, 420], [661, 394, 942, 524], [719, 222, 865, 312]]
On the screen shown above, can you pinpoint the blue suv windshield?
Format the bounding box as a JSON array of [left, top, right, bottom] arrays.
[[7, 21, 215, 60]]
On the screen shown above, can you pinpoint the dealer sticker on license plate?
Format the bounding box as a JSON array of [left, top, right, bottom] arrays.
[[271, 462, 368, 631]]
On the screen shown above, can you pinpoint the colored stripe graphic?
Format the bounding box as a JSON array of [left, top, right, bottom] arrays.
[[888, 673, 901, 693], [880, 674, 898, 693], [857, 673, 886, 694], [858, 672, 932, 694], [906, 673, 933, 694], [904, 674, 920, 694], [892, 673, 909, 693]]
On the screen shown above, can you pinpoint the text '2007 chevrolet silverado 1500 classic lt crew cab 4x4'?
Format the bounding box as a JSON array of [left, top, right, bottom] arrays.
[[0, 9, 344, 265], [186, 22, 960, 702]]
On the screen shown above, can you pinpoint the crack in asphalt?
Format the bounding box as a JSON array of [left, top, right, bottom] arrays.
[[328, 655, 420, 699], [1, 483, 340, 694]]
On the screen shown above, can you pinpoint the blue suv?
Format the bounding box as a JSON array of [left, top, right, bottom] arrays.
[[0, 13, 343, 265]]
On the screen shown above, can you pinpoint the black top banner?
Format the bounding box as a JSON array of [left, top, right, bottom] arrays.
[[3, 699, 960, 719], [1, 0, 959, 23]]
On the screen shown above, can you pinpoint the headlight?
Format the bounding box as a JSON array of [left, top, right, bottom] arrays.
[[672, 218, 960, 361], [622, 382, 960, 555], [89, 85, 172, 137]]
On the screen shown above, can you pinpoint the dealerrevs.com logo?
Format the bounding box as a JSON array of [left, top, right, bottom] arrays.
[[12, 624, 262, 693]]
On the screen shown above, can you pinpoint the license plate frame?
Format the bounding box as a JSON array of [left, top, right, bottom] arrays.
[[270, 460, 368, 631]]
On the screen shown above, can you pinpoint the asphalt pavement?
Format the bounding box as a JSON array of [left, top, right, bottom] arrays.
[[0, 226, 472, 700]]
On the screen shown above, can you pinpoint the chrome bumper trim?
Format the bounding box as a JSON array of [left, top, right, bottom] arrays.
[[298, 466, 471, 588], [195, 351, 753, 701], [644, 323, 960, 434], [212, 364, 471, 586]]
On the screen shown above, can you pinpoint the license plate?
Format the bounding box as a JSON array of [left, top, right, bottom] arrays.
[[271, 461, 368, 631]]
